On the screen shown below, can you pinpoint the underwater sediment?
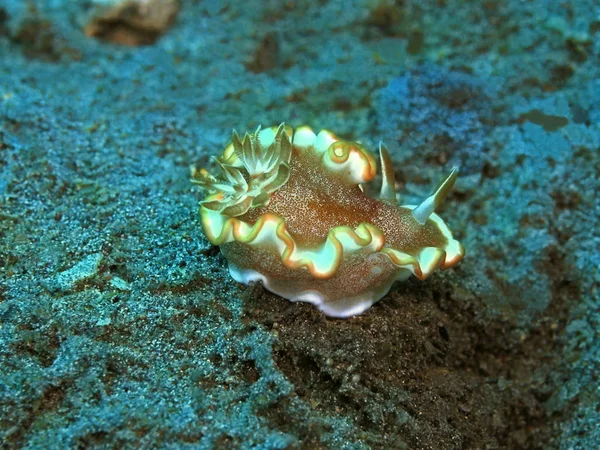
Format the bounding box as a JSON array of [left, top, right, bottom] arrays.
[[0, 0, 598, 448]]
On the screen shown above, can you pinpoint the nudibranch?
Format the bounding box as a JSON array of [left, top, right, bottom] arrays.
[[192, 124, 464, 317]]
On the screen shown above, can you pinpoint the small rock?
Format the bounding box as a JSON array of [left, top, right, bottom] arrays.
[[95, 317, 112, 326], [84, 0, 180, 46], [109, 275, 131, 291], [46, 253, 103, 293]]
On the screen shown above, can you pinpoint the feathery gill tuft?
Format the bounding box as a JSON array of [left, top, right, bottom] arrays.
[[192, 123, 292, 217]]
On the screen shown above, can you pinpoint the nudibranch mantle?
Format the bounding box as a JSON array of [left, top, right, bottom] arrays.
[[193, 124, 464, 317]]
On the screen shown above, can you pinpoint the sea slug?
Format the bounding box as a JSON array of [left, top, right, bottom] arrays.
[[193, 124, 464, 317]]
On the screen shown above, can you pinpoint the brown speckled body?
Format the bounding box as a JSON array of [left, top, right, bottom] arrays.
[[242, 146, 447, 252]]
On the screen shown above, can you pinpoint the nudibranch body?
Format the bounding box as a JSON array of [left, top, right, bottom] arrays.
[[193, 124, 464, 317]]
